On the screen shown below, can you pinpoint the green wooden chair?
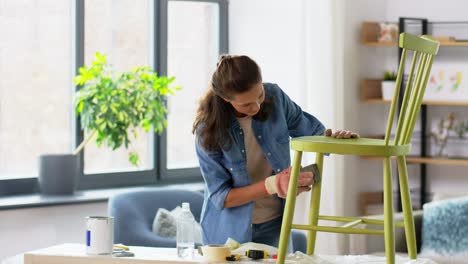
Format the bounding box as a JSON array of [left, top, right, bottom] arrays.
[[277, 33, 439, 264]]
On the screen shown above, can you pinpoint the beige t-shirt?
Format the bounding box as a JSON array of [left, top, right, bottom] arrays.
[[237, 116, 282, 224]]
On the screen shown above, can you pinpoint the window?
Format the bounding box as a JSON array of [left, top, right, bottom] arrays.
[[0, 0, 228, 195], [83, 0, 153, 174], [0, 1, 73, 180], [166, 1, 221, 169]]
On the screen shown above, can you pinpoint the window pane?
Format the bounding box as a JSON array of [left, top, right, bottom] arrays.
[[167, 1, 219, 169], [0, 1, 73, 180], [84, 0, 153, 174]]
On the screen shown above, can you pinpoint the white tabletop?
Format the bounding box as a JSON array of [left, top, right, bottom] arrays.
[[5, 243, 270, 264], [2, 243, 439, 264]]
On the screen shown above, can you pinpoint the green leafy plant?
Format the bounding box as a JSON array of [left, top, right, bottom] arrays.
[[383, 71, 397, 81], [72, 52, 180, 166], [454, 120, 468, 139]]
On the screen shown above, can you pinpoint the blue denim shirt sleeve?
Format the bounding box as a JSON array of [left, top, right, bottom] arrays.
[[273, 83, 326, 137], [195, 138, 231, 211]]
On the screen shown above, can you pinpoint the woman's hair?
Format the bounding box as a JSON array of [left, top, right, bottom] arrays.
[[192, 55, 273, 152]]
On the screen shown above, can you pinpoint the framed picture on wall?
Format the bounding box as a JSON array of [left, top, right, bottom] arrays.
[[425, 63, 467, 102]]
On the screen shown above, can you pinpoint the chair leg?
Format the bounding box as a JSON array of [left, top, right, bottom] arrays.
[[307, 152, 324, 255], [383, 157, 395, 264], [277, 150, 302, 264], [397, 156, 417, 259]]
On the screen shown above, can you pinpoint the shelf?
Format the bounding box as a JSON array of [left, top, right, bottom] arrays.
[[363, 41, 397, 47], [363, 98, 468, 106], [362, 22, 399, 46], [361, 79, 468, 106], [361, 156, 468, 166], [363, 41, 468, 47], [363, 98, 391, 104], [440, 41, 468, 47], [360, 79, 382, 101], [362, 21, 468, 47]]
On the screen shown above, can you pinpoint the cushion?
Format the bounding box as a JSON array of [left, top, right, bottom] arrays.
[[420, 196, 468, 259], [152, 208, 177, 238], [152, 206, 202, 244]]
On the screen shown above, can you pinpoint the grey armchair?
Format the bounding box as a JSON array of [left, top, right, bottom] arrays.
[[108, 188, 204, 247], [108, 188, 307, 252]]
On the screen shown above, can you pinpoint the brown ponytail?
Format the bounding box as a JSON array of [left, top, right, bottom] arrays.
[[192, 55, 272, 152]]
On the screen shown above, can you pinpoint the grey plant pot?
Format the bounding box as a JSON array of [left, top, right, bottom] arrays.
[[38, 154, 80, 195]]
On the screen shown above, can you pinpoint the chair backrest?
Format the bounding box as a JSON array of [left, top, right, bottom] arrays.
[[384, 33, 440, 146]]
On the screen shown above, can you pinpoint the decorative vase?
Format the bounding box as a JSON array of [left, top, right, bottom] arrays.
[[432, 140, 449, 157], [381, 81, 396, 101], [38, 154, 80, 195]]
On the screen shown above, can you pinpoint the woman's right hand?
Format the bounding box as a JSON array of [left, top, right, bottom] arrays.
[[264, 167, 314, 198]]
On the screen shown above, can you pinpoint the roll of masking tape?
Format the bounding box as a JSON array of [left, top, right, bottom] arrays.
[[201, 244, 231, 261]]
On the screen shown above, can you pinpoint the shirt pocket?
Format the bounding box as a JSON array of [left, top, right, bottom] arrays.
[[275, 130, 290, 144], [220, 158, 249, 187], [272, 130, 291, 167]]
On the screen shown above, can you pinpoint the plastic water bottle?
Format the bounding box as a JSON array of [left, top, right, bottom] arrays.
[[177, 202, 195, 259]]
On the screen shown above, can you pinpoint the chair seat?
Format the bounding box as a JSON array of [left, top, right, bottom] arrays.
[[290, 136, 410, 157]]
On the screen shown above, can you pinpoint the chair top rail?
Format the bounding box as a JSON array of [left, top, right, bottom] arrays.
[[399, 33, 439, 55]]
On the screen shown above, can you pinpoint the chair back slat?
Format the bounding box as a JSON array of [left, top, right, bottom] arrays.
[[394, 51, 420, 145], [384, 49, 406, 146], [403, 55, 435, 145], [400, 53, 428, 145], [384, 33, 439, 147]]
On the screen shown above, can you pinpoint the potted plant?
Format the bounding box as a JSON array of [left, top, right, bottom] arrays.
[[381, 70, 397, 101], [430, 112, 455, 157], [454, 120, 468, 139], [38, 52, 179, 195]]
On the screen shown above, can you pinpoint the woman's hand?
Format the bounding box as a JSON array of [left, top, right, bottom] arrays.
[[324, 128, 359, 139], [225, 167, 314, 207], [264, 167, 314, 198]]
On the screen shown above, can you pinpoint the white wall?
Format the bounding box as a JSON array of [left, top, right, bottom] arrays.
[[0, 202, 107, 260], [228, 0, 308, 106], [386, 0, 468, 21]]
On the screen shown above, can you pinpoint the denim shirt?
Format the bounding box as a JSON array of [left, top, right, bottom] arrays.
[[195, 83, 325, 245]]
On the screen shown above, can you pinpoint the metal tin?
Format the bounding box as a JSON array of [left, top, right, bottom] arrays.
[[85, 216, 114, 255]]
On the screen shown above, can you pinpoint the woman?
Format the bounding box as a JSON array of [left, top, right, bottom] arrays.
[[192, 55, 356, 248]]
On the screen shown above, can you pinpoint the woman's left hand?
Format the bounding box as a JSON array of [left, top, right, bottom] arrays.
[[324, 128, 359, 139]]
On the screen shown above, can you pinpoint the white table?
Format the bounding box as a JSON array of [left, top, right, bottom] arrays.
[[1, 243, 439, 264], [4, 244, 269, 264]]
